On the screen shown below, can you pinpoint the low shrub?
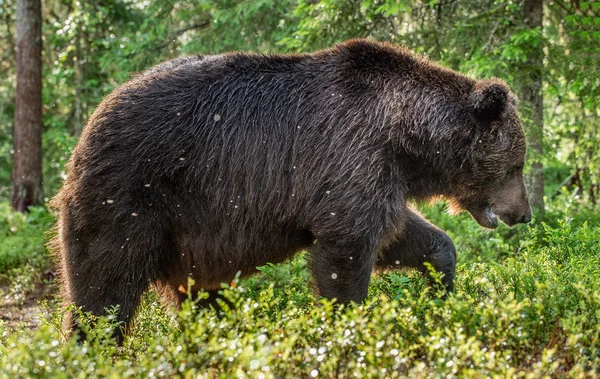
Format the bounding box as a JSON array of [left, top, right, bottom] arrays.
[[1, 215, 599, 377]]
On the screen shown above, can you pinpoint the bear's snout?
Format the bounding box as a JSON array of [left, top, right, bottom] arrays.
[[497, 208, 532, 227], [518, 210, 532, 224]]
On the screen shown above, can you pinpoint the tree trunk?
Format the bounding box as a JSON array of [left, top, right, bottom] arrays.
[[521, 0, 544, 213], [12, 0, 43, 212]]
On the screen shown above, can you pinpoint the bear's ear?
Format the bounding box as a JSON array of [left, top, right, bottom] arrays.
[[470, 81, 509, 123]]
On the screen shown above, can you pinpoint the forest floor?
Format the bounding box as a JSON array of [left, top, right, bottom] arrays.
[[0, 271, 56, 329]]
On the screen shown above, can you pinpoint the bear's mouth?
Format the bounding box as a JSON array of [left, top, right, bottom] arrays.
[[485, 207, 499, 228], [472, 206, 524, 229], [466, 205, 499, 229]]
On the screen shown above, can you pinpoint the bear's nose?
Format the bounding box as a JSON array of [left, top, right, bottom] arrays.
[[519, 212, 532, 224]]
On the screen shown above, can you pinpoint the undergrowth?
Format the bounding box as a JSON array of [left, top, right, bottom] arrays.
[[0, 196, 599, 377]]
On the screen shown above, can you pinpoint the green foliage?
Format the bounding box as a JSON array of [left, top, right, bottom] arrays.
[[42, 128, 78, 198], [1, 217, 600, 377], [0, 202, 53, 274], [544, 1, 600, 201]]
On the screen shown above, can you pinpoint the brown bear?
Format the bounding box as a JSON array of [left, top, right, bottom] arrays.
[[51, 39, 531, 342]]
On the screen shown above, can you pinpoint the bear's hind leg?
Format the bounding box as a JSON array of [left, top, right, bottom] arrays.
[[60, 229, 161, 344], [376, 208, 456, 291]]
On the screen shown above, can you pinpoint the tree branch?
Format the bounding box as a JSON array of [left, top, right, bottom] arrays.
[[551, 168, 583, 199], [153, 21, 212, 52], [126, 21, 212, 59], [482, 19, 500, 52]]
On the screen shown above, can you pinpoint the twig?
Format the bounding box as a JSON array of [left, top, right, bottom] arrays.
[[551, 168, 583, 198], [125, 21, 211, 59], [153, 21, 212, 52], [482, 19, 500, 52]]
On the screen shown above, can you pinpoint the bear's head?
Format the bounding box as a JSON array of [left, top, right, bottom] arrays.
[[450, 80, 532, 229]]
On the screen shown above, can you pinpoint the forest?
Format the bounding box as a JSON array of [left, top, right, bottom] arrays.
[[1, 0, 599, 377]]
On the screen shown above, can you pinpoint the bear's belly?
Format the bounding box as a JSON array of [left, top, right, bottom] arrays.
[[168, 225, 314, 290]]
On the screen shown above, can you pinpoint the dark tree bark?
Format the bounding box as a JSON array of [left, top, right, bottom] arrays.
[[521, 0, 544, 213], [12, 0, 43, 212]]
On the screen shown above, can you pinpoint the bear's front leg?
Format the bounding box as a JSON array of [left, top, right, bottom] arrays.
[[377, 208, 456, 291], [310, 238, 379, 304]]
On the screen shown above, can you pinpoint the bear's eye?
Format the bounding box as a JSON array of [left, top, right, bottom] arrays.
[[508, 165, 524, 177], [503, 165, 523, 180]]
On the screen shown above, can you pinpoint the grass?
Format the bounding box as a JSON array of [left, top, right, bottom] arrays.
[[0, 202, 52, 275], [0, 198, 599, 377]]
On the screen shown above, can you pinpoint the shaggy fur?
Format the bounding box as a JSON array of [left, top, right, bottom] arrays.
[[51, 39, 531, 342]]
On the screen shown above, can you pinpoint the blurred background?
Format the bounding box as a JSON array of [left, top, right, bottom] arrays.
[[1, 0, 598, 209]]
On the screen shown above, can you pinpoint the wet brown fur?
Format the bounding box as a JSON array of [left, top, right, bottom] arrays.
[[50, 39, 530, 342]]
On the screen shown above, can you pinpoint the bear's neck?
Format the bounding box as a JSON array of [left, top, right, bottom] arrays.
[[379, 84, 478, 200], [387, 122, 477, 201]]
